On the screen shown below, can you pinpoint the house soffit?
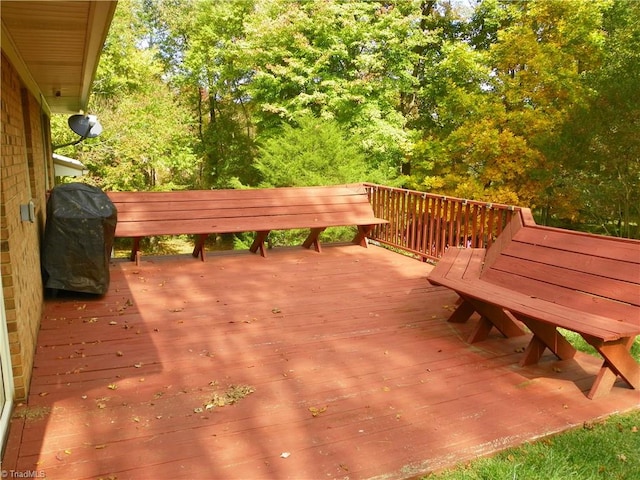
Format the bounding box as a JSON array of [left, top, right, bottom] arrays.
[[1, 1, 117, 114]]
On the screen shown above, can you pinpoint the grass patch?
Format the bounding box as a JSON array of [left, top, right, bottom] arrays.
[[112, 234, 235, 258], [112, 228, 355, 258], [425, 410, 640, 479], [560, 329, 640, 361]]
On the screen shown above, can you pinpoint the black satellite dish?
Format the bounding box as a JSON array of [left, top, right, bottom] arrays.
[[68, 114, 103, 138], [52, 114, 103, 150]]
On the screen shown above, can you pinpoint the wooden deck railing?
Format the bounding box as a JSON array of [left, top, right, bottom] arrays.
[[363, 183, 521, 262]]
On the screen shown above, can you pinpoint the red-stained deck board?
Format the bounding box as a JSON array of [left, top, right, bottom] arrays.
[[4, 245, 639, 479]]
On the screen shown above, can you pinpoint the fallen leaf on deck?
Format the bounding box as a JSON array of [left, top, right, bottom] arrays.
[[204, 384, 256, 410], [280, 452, 291, 459], [108, 384, 118, 390], [272, 307, 281, 314], [309, 405, 328, 417]]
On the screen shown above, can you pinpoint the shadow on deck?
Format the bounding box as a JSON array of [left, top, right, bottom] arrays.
[[4, 244, 639, 479]]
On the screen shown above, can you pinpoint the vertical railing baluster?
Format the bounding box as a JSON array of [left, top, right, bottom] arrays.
[[362, 184, 520, 261]]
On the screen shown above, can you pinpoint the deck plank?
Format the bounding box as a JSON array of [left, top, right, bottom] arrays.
[[4, 245, 639, 479]]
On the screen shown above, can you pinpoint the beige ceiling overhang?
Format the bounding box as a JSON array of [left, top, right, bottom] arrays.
[[1, 1, 117, 115]]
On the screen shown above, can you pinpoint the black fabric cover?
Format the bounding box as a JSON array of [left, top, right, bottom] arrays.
[[42, 183, 117, 295]]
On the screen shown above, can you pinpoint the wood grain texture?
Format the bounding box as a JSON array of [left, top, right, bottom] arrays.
[[5, 245, 638, 479]]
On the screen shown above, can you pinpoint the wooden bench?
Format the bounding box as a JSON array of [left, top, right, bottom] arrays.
[[107, 184, 388, 263], [428, 208, 640, 399]]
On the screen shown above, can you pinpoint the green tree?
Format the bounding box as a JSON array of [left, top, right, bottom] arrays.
[[254, 114, 369, 187], [53, 0, 199, 191], [82, 82, 198, 191], [410, 0, 612, 214], [243, 0, 442, 183], [553, 0, 640, 237], [179, 0, 258, 188]]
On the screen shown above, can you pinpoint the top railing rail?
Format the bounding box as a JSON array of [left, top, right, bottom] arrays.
[[362, 183, 521, 262]]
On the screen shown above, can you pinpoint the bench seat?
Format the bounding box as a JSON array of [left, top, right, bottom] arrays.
[[428, 208, 640, 399], [107, 184, 388, 262]]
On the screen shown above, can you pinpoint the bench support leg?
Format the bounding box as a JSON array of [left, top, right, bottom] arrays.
[[352, 225, 373, 247], [192, 234, 207, 261], [250, 231, 269, 257], [584, 335, 639, 399], [447, 299, 476, 324], [303, 228, 326, 253], [468, 317, 494, 343], [131, 237, 142, 264], [465, 299, 526, 342], [514, 316, 576, 365], [521, 336, 548, 365]]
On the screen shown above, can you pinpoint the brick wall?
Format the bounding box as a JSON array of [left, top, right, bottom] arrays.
[[1, 52, 49, 401]]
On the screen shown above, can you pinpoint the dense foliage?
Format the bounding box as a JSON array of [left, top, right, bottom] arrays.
[[52, 0, 640, 238]]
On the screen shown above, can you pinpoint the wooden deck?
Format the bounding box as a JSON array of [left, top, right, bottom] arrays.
[[3, 244, 639, 479]]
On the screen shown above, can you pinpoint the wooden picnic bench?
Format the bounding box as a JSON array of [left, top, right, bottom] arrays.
[[107, 184, 388, 263], [427, 207, 640, 399]]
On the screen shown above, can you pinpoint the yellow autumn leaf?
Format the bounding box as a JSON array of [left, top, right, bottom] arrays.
[[309, 405, 327, 417]]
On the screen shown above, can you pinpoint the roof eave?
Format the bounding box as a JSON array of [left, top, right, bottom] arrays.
[[77, 1, 118, 113]]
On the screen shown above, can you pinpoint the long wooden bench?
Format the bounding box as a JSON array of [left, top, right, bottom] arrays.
[[428, 208, 640, 399], [107, 184, 388, 263]]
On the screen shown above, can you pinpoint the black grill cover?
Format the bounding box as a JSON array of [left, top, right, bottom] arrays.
[[42, 183, 117, 295]]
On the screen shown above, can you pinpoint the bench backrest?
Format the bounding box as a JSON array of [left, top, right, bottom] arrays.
[[480, 209, 640, 325], [107, 184, 382, 237]]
